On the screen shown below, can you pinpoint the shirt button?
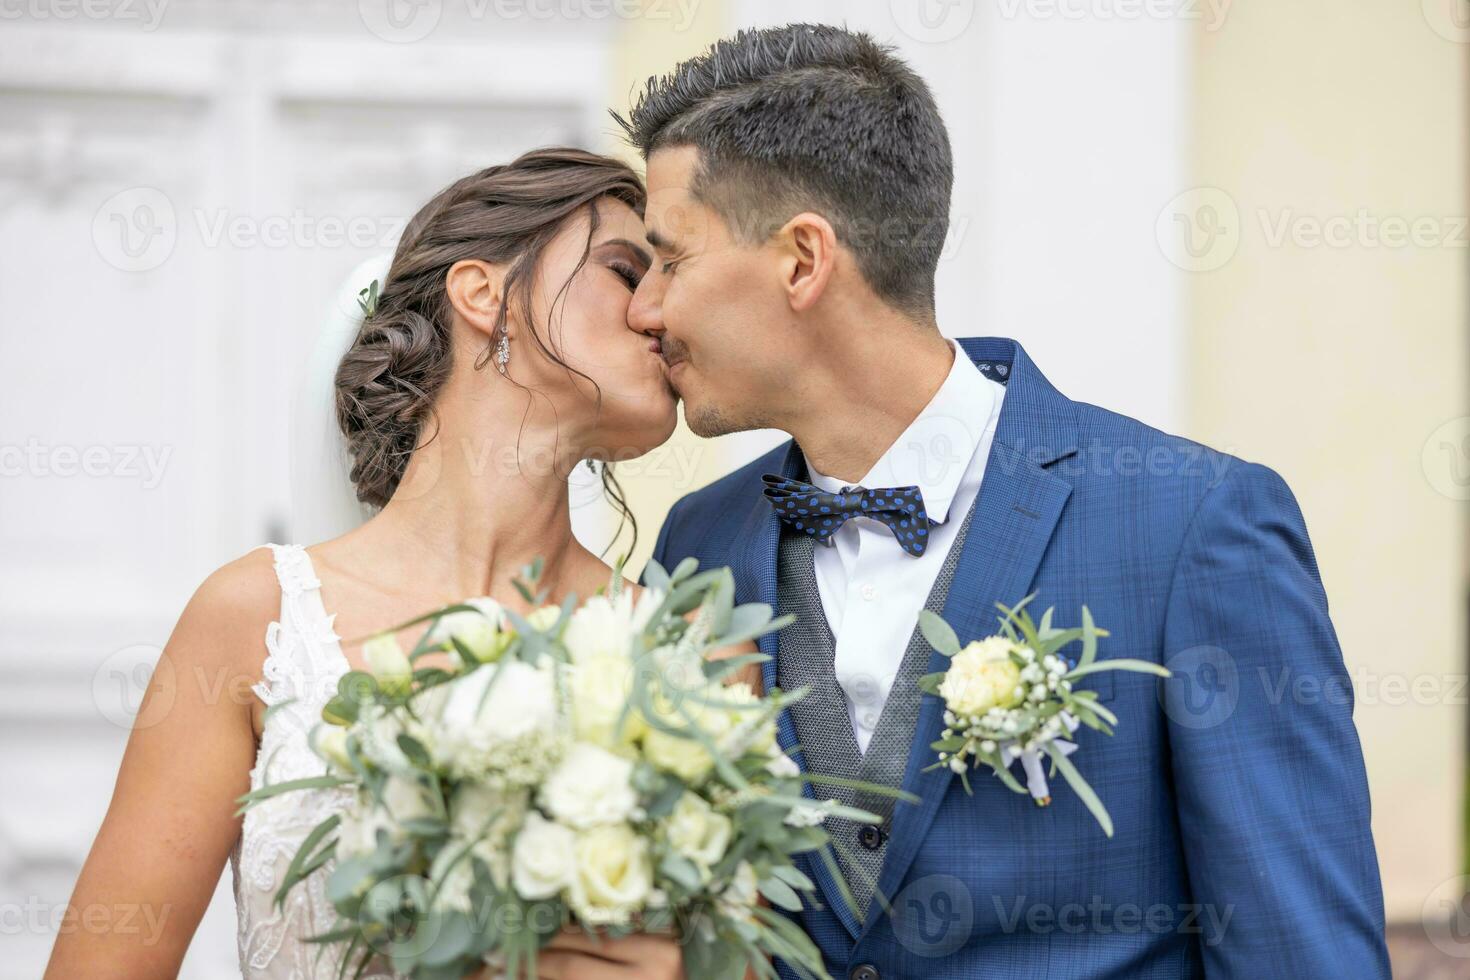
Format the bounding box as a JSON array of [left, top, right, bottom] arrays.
[[858, 824, 886, 850], [860, 583, 877, 602], [851, 966, 880, 980]]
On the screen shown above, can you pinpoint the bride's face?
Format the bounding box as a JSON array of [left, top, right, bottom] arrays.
[[508, 197, 677, 458]]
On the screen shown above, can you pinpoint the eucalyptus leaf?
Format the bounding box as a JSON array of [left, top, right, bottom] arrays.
[[917, 609, 961, 657]]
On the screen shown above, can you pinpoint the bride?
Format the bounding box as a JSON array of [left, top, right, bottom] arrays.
[[46, 147, 734, 979]]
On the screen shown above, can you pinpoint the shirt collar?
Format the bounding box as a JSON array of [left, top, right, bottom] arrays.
[[806, 338, 998, 526]]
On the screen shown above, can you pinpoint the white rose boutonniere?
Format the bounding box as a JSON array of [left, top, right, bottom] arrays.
[[919, 596, 1170, 837]]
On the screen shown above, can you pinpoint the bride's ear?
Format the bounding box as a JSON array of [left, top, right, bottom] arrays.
[[445, 259, 513, 341]]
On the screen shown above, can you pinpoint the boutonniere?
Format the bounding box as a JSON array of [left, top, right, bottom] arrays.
[[917, 597, 1170, 836]]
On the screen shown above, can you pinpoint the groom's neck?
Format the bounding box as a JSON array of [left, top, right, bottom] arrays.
[[785, 313, 955, 485]]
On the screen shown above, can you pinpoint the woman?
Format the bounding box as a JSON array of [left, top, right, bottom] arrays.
[[47, 147, 741, 978]]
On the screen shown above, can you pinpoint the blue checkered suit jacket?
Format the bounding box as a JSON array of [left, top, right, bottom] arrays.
[[647, 337, 1387, 979]]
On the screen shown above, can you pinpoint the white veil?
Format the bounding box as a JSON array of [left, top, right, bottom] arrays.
[[288, 254, 391, 543]]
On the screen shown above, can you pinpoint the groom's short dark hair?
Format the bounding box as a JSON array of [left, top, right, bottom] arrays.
[[615, 23, 953, 318]]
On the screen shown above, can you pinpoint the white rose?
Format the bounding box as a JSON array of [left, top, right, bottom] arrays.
[[449, 783, 526, 844], [354, 703, 415, 773], [937, 637, 1024, 718], [430, 837, 506, 910], [540, 742, 638, 829], [430, 597, 510, 667], [335, 797, 393, 857], [569, 823, 652, 925], [431, 659, 561, 780], [526, 605, 564, 634], [309, 724, 352, 773], [363, 633, 411, 691], [562, 590, 662, 662], [381, 773, 436, 823], [663, 792, 731, 879], [511, 811, 578, 900], [719, 860, 759, 914], [765, 751, 800, 779], [570, 652, 646, 753], [712, 682, 777, 758]]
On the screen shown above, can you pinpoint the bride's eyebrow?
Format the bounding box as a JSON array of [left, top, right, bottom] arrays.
[[597, 238, 652, 267]]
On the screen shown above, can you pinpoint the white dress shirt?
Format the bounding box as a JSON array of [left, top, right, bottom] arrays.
[[805, 340, 1006, 753]]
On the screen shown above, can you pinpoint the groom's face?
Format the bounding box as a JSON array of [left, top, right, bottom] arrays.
[[629, 146, 785, 437]]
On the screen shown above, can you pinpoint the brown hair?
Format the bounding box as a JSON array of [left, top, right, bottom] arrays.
[[334, 146, 646, 552]]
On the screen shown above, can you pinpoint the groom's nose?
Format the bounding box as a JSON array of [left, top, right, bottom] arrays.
[[627, 272, 664, 337]]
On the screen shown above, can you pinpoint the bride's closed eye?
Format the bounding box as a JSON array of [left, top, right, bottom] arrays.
[[607, 259, 643, 291]]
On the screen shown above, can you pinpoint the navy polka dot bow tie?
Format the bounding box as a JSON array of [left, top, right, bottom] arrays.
[[761, 474, 935, 556]]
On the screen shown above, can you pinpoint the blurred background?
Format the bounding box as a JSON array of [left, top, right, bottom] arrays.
[[0, 1, 1464, 976]]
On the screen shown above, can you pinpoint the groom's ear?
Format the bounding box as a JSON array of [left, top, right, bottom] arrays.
[[774, 212, 837, 313], [444, 259, 512, 339]]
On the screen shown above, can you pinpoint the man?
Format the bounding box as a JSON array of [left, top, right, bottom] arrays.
[[624, 24, 1388, 979]]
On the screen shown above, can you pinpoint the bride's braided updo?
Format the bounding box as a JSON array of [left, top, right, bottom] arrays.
[[334, 147, 646, 512]]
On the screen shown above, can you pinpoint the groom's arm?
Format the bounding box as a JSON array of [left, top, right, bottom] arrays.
[[1161, 461, 1388, 977]]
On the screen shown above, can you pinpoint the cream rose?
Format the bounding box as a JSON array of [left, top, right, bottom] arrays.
[[642, 685, 734, 785], [937, 636, 1024, 717], [569, 823, 652, 925], [663, 792, 731, 880]]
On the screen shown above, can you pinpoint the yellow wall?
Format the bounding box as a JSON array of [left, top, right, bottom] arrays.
[[600, 0, 735, 573], [1188, 2, 1468, 918]]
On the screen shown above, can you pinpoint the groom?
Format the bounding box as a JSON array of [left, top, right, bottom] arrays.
[[626, 24, 1388, 979]]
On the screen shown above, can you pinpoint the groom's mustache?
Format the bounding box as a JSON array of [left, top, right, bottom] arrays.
[[660, 337, 691, 372]]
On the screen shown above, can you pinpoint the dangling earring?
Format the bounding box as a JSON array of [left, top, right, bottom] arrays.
[[495, 327, 510, 374], [585, 459, 597, 473]]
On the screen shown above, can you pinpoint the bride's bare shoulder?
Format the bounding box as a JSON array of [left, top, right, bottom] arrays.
[[168, 547, 281, 668]]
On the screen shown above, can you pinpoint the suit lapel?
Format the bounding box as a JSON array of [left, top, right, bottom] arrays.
[[730, 338, 1081, 940], [860, 337, 1080, 938]]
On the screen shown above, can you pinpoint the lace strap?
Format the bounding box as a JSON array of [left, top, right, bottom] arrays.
[[253, 544, 346, 708]]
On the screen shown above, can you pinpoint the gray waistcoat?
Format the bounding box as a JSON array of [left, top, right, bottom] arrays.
[[775, 496, 979, 921]]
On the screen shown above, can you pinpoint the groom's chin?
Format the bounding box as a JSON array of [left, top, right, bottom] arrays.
[[683, 401, 747, 439]]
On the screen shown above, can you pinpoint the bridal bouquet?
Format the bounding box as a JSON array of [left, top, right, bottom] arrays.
[[237, 558, 885, 980], [917, 597, 1170, 837]]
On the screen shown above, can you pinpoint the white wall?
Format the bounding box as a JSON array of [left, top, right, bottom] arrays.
[[0, 8, 618, 976], [720, 0, 1189, 468]]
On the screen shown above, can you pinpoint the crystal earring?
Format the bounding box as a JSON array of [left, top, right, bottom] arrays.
[[495, 329, 510, 374]]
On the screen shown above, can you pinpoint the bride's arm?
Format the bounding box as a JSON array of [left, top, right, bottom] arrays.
[[45, 551, 279, 978]]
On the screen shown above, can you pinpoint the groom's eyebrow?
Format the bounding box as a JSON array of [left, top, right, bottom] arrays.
[[644, 226, 676, 254]]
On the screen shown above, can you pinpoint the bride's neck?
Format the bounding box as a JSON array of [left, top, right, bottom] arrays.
[[359, 416, 589, 601]]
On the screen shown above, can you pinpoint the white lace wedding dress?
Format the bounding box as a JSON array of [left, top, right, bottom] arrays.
[[228, 544, 399, 978]]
